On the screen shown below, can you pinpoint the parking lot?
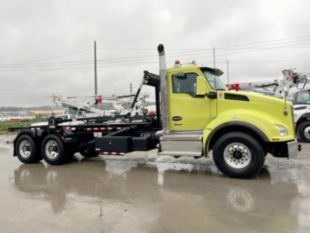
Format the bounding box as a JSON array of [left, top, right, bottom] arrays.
[[0, 135, 309, 233]]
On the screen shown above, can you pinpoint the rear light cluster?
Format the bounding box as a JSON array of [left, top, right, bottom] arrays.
[[83, 127, 124, 132], [148, 111, 156, 117], [98, 151, 124, 156]]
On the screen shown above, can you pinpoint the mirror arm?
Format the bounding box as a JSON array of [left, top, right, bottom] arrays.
[[207, 91, 217, 99]]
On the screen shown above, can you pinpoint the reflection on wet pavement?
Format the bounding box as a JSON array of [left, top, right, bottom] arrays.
[[0, 139, 310, 232]]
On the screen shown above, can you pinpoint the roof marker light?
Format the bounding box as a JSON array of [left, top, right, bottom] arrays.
[[175, 60, 181, 67]]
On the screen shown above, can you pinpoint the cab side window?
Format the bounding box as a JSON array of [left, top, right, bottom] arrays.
[[172, 73, 197, 96]]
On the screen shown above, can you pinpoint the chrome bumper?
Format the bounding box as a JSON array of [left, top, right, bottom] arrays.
[[287, 140, 298, 159]]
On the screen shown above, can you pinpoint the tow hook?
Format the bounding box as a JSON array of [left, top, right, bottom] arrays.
[[298, 144, 302, 151]]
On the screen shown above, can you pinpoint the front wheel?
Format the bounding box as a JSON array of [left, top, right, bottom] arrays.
[[297, 121, 310, 142], [213, 132, 265, 178]]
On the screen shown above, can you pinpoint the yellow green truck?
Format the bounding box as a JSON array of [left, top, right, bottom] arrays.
[[11, 44, 299, 178]]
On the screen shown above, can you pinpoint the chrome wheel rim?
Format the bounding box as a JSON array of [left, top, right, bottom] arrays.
[[223, 143, 252, 169], [304, 126, 310, 140], [19, 140, 32, 159], [45, 140, 60, 160]]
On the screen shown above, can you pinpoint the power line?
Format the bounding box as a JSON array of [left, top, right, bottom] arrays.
[[94, 34, 310, 51], [0, 83, 134, 96], [217, 35, 310, 50], [1, 38, 309, 68], [1, 47, 93, 66], [1, 35, 309, 67], [0, 36, 309, 73]]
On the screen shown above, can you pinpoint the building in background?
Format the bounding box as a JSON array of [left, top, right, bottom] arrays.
[[27, 110, 65, 118]]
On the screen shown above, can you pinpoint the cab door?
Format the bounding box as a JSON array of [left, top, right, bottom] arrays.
[[168, 72, 212, 131]]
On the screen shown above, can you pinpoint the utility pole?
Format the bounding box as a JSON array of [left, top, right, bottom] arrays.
[[94, 41, 98, 96], [226, 59, 230, 85], [130, 83, 133, 94], [213, 47, 216, 68]]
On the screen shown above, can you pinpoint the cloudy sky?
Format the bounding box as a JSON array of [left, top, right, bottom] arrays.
[[0, 0, 310, 106]]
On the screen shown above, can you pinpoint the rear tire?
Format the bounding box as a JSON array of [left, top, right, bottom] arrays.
[[213, 132, 265, 178], [15, 135, 42, 163], [297, 121, 310, 142], [41, 135, 69, 165]]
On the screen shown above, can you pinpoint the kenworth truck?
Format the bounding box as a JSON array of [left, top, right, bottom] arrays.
[[10, 44, 299, 178]]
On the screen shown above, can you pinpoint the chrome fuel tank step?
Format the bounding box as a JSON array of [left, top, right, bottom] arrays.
[[158, 131, 203, 157]]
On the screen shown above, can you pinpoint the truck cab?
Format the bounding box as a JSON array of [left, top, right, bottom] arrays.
[[167, 64, 224, 131], [158, 44, 298, 178]]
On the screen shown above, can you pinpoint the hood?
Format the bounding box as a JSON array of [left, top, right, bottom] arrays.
[[217, 90, 294, 136]]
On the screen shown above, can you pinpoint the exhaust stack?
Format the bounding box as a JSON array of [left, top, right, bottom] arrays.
[[157, 44, 168, 132]]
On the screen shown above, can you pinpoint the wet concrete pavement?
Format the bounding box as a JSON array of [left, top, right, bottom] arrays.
[[0, 135, 309, 233]]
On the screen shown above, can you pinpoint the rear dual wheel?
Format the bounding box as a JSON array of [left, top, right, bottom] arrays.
[[41, 135, 73, 165], [15, 135, 42, 163]]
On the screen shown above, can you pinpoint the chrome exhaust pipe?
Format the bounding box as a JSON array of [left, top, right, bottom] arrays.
[[157, 44, 168, 132]]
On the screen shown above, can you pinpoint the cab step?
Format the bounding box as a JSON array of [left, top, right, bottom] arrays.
[[159, 131, 203, 157]]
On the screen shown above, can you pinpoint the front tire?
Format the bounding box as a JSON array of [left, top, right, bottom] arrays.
[[41, 135, 69, 165], [213, 132, 265, 178], [297, 121, 310, 142], [15, 135, 42, 163]]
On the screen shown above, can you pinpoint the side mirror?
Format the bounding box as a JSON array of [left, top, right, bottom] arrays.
[[196, 75, 207, 96]]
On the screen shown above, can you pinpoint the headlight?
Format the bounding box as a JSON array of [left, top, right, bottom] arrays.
[[274, 124, 288, 137]]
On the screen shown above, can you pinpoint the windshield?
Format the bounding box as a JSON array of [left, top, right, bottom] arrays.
[[202, 70, 226, 90], [294, 90, 310, 104]]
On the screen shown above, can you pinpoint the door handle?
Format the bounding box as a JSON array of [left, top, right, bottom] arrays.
[[172, 116, 183, 121]]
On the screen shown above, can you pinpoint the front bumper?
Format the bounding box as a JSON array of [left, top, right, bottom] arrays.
[[287, 140, 298, 159], [268, 140, 300, 158]]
